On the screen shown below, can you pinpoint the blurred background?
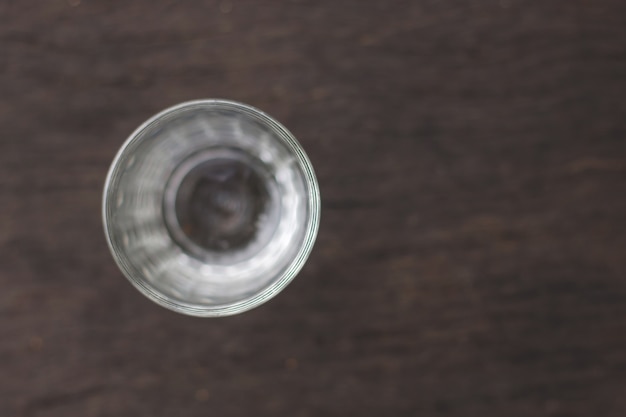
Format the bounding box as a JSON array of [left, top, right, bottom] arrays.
[[1, 1, 625, 416]]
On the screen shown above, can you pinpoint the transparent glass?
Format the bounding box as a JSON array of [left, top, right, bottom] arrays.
[[103, 100, 320, 316]]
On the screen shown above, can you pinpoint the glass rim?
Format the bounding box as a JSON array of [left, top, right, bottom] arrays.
[[102, 99, 321, 317]]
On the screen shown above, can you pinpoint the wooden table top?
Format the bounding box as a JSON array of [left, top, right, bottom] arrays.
[[1, 1, 625, 416]]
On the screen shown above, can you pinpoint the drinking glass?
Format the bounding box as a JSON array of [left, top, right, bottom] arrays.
[[102, 100, 320, 316]]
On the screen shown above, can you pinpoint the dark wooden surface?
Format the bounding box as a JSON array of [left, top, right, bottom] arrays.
[[1, 1, 625, 416]]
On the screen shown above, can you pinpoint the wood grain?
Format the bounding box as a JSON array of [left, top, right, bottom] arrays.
[[0, 1, 625, 416]]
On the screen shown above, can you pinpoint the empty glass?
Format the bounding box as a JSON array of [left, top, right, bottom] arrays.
[[102, 100, 320, 316]]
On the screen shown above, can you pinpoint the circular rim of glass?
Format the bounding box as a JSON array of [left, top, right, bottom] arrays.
[[102, 99, 321, 317]]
